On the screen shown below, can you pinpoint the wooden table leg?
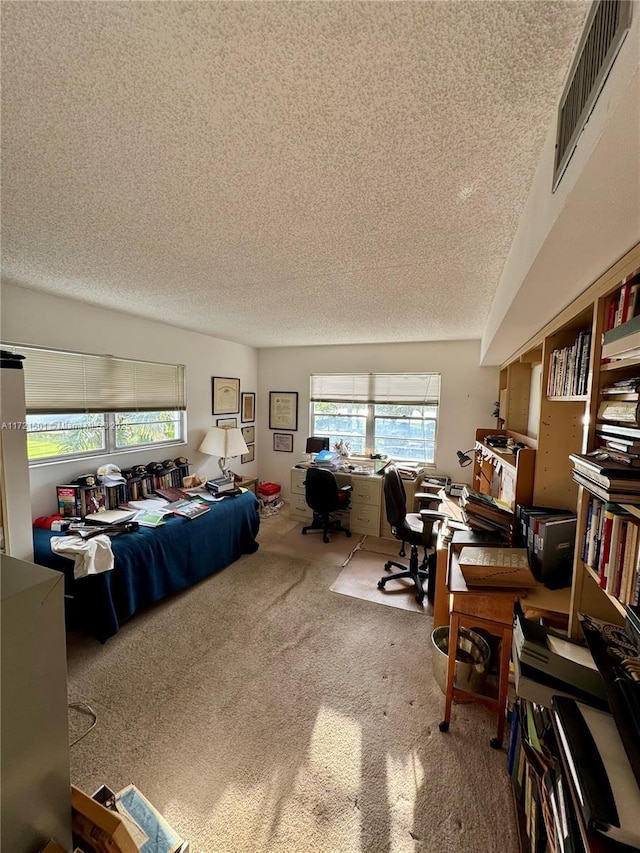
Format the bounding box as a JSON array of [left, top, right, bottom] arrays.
[[439, 613, 460, 732], [491, 624, 513, 749]]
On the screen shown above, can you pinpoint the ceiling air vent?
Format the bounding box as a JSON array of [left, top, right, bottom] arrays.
[[553, 0, 632, 191]]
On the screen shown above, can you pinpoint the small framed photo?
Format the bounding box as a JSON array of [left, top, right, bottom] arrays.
[[273, 432, 293, 453], [212, 377, 240, 415], [241, 425, 255, 444], [217, 417, 237, 429], [241, 392, 255, 423], [241, 443, 255, 464], [269, 391, 298, 431]]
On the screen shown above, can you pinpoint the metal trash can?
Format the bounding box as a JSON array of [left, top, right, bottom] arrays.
[[431, 626, 491, 700]]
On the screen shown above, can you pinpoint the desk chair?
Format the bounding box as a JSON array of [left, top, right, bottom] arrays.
[[378, 466, 447, 604], [302, 468, 352, 543]]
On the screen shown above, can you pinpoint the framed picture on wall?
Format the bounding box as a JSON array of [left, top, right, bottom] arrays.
[[269, 391, 298, 431], [212, 377, 240, 415], [241, 444, 255, 464], [273, 433, 293, 452], [217, 417, 237, 428], [241, 392, 255, 423], [241, 425, 255, 444]]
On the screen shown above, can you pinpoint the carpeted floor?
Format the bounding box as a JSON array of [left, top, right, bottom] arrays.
[[66, 511, 519, 852]]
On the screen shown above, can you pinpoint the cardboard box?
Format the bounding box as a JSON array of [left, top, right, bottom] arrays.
[[71, 785, 138, 853]]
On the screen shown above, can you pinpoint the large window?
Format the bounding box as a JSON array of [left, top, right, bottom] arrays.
[[310, 373, 440, 464], [6, 345, 186, 463]]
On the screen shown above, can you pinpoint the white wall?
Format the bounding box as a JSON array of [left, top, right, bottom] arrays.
[[0, 283, 258, 517], [258, 340, 498, 499], [482, 9, 640, 365]]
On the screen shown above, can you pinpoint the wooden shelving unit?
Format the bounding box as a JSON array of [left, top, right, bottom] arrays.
[[498, 242, 640, 853]]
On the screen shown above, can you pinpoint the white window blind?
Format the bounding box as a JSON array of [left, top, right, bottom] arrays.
[[310, 373, 440, 406], [6, 345, 186, 414]]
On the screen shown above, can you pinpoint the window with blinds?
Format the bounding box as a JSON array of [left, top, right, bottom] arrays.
[[4, 344, 186, 462], [310, 373, 440, 463]]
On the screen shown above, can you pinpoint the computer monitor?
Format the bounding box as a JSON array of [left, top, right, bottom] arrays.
[[305, 436, 330, 454]]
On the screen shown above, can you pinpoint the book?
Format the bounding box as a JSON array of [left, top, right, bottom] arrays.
[[171, 499, 210, 519], [571, 469, 640, 504], [132, 510, 166, 527], [154, 486, 190, 502], [205, 477, 236, 494], [597, 399, 640, 424], [57, 484, 82, 518], [84, 508, 137, 525], [457, 546, 536, 587]]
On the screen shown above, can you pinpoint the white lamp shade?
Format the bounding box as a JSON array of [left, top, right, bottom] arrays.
[[198, 427, 248, 459]]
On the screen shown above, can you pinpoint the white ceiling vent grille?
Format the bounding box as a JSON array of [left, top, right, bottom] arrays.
[[553, 0, 632, 191]]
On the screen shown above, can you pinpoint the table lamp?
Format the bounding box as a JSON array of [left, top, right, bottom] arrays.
[[198, 426, 248, 480]]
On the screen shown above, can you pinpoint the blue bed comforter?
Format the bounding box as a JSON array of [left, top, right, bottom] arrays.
[[33, 490, 260, 641]]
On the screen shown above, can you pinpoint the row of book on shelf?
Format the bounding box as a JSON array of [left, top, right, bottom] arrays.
[[56, 458, 191, 519], [569, 452, 640, 607], [605, 274, 640, 332], [546, 329, 592, 398]]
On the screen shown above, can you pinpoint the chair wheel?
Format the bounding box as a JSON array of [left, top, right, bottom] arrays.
[[416, 593, 424, 605], [439, 721, 449, 732], [490, 738, 503, 750], [323, 535, 329, 543], [302, 529, 307, 535], [346, 530, 352, 537], [384, 561, 392, 572], [377, 580, 385, 590]]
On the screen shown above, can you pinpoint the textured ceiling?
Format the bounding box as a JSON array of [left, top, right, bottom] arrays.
[[1, 1, 589, 349]]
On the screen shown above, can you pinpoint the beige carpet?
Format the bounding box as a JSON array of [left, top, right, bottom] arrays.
[[330, 548, 432, 616], [260, 521, 362, 566], [66, 532, 518, 852]]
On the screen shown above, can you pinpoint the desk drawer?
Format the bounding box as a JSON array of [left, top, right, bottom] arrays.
[[291, 468, 307, 495], [350, 502, 380, 535], [289, 495, 312, 523], [350, 477, 381, 505]]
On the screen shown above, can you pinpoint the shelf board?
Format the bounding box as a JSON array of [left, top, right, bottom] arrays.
[[601, 355, 640, 372], [547, 395, 588, 402], [583, 563, 627, 617]]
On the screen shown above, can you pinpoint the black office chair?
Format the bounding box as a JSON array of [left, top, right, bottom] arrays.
[[378, 466, 448, 604], [302, 468, 352, 543]]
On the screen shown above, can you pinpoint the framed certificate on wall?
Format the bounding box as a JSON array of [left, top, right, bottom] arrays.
[[269, 391, 298, 431]]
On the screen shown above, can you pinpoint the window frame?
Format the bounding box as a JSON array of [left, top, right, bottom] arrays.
[[4, 343, 187, 465], [309, 373, 440, 465]]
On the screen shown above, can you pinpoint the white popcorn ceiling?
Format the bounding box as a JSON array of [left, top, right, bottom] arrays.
[[1, 1, 589, 349]]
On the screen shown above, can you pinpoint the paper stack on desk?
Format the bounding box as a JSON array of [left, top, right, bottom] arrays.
[[458, 547, 537, 588]]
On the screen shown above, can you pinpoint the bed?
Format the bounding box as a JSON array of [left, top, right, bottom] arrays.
[[33, 489, 260, 642]]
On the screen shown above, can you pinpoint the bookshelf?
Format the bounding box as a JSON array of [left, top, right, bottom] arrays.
[[498, 243, 640, 853]]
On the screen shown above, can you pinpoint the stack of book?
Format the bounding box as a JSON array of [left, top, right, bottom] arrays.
[[205, 476, 238, 496], [569, 451, 640, 504], [597, 377, 640, 465], [459, 486, 513, 542]]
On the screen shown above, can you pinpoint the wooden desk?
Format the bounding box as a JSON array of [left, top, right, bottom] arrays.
[[235, 476, 258, 495], [439, 544, 571, 748], [433, 493, 465, 629]]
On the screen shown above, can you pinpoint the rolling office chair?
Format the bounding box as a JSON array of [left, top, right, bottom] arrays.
[[378, 465, 448, 604], [302, 467, 352, 543]]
